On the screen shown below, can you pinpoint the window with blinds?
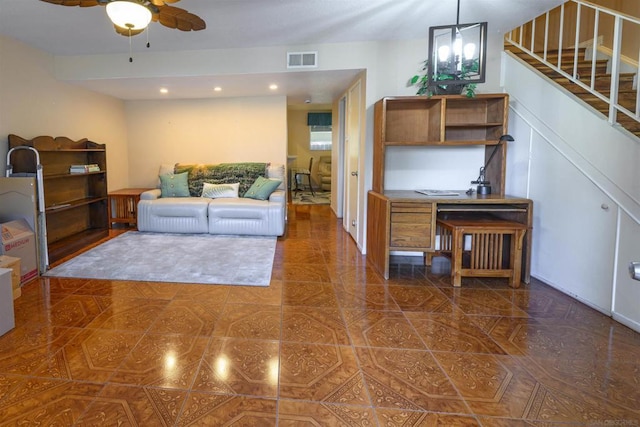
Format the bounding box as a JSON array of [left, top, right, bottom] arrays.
[[308, 112, 332, 151]]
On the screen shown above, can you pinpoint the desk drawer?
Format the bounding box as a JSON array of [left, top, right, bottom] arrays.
[[391, 202, 432, 214], [391, 212, 430, 223], [390, 202, 433, 248], [391, 223, 432, 247]]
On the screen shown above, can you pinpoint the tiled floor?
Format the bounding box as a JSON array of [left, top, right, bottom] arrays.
[[1, 204, 640, 426]]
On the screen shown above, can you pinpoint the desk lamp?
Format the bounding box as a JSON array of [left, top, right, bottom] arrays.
[[471, 134, 514, 195]]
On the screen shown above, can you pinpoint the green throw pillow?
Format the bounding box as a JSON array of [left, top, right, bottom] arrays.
[[160, 172, 190, 197], [243, 176, 281, 200]]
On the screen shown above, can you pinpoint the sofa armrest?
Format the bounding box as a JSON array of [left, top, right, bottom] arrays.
[[268, 189, 285, 204], [140, 189, 162, 200]]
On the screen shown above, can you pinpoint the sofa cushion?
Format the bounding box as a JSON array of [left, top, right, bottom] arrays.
[[160, 172, 190, 197], [137, 197, 210, 233], [201, 182, 240, 199], [175, 163, 268, 197], [243, 176, 282, 201], [209, 198, 269, 218], [208, 196, 285, 236]]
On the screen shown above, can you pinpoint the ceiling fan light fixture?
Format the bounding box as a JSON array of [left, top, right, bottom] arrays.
[[106, 0, 152, 31]]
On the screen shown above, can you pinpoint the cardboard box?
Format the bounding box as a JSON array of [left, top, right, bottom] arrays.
[[0, 219, 37, 285], [0, 255, 21, 299], [0, 268, 15, 336]]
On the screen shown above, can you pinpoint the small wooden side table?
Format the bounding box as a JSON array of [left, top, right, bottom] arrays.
[[108, 188, 153, 229], [436, 217, 528, 288]]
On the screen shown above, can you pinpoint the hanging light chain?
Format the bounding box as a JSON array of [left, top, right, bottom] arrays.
[[128, 26, 133, 62]]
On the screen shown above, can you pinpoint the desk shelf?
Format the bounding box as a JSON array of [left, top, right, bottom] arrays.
[[372, 94, 509, 194]]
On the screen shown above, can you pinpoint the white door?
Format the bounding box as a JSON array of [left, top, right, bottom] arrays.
[[335, 96, 346, 218], [344, 81, 361, 241], [529, 136, 616, 313], [613, 211, 640, 332]]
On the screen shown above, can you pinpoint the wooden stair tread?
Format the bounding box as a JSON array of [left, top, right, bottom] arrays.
[[551, 76, 635, 91]]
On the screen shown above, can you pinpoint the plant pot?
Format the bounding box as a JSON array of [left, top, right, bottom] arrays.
[[434, 84, 465, 95]]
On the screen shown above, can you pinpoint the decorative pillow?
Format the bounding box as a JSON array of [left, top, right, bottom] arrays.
[[201, 182, 240, 199], [160, 172, 190, 197], [243, 176, 282, 200], [157, 163, 177, 188], [267, 163, 286, 190]]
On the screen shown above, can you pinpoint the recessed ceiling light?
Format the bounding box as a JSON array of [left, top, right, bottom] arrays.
[[269, 84, 278, 90], [214, 87, 222, 92], [159, 88, 169, 94]]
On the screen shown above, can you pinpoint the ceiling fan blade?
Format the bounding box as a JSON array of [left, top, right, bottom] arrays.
[[149, 0, 181, 6], [40, 0, 100, 6], [40, 0, 205, 34], [154, 4, 206, 32]]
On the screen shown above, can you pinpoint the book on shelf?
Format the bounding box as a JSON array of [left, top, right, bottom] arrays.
[[415, 189, 460, 196], [69, 164, 100, 173]]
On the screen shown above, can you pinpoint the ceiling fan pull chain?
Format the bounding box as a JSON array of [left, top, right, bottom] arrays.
[[146, 26, 150, 49], [129, 27, 133, 63]]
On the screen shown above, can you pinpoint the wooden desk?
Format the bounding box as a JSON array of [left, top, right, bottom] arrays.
[[108, 188, 153, 229], [366, 190, 533, 281]]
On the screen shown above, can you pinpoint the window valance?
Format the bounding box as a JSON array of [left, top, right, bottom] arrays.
[[307, 112, 332, 126]]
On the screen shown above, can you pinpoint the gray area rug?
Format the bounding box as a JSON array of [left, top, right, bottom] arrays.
[[45, 232, 276, 286], [292, 190, 330, 205]]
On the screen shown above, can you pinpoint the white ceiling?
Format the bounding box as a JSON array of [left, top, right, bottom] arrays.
[[0, 0, 565, 103]]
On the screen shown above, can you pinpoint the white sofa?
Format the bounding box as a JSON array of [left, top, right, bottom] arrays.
[[137, 163, 286, 236]]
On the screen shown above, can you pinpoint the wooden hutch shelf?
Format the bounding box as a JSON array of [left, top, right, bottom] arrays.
[[372, 94, 510, 194], [8, 134, 109, 266]]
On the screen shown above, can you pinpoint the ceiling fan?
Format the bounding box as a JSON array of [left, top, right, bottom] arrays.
[[40, 0, 206, 37]]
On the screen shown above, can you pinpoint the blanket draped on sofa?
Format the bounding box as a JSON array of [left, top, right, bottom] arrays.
[[175, 162, 268, 197]]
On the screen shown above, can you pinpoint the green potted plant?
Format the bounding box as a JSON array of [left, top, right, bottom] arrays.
[[409, 59, 478, 98]]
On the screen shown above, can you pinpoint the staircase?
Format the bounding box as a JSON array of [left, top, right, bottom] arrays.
[[506, 46, 640, 139], [503, 0, 640, 140]]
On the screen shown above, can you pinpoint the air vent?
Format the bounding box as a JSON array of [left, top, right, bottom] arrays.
[[287, 51, 318, 68]]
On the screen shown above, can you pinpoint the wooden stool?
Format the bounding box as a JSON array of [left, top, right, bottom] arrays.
[[436, 217, 527, 288]]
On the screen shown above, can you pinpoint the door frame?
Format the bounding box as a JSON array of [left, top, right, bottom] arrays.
[[344, 80, 361, 240], [335, 96, 346, 218]]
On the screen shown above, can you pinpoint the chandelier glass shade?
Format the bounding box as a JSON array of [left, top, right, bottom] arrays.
[[106, 1, 152, 30]]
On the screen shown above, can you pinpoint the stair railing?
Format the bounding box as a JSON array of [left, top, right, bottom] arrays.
[[505, 0, 640, 131]]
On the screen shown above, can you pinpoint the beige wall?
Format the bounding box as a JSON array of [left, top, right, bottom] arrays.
[[1, 31, 508, 254], [287, 106, 331, 188], [0, 36, 129, 190], [125, 96, 288, 188]]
